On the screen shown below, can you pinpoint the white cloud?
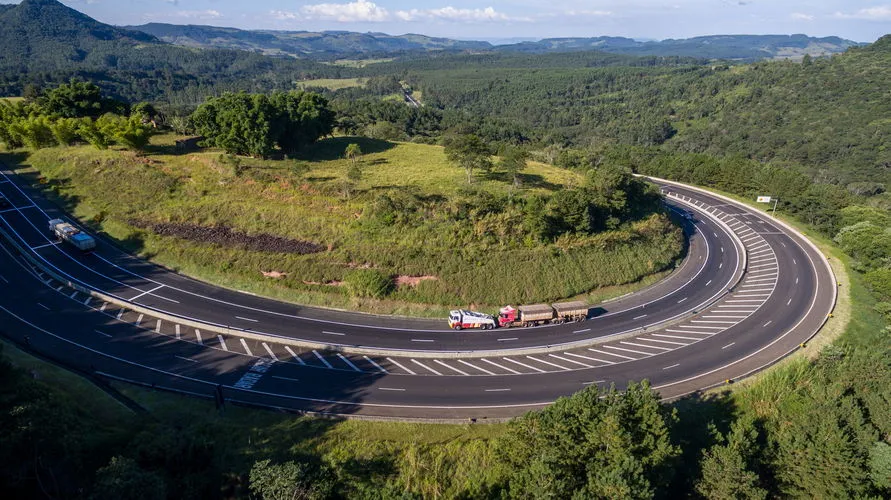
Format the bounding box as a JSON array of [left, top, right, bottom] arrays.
[[271, 10, 300, 21], [834, 5, 891, 21], [170, 10, 223, 20], [790, 12, 814, 21], [301, 0, 390, 22], [396, 6, 528, 22], [273, 2, 525, 24], [564, 10, 613, 17]]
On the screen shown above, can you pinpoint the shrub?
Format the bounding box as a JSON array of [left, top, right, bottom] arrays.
[[344, 269, 394, 299]]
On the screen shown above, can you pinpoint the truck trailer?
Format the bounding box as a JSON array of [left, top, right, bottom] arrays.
[[48, 218, 96, 251], [497, 301, 591, 328]]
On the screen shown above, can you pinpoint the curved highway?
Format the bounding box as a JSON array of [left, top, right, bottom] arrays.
[[0, 168, 836, 420]]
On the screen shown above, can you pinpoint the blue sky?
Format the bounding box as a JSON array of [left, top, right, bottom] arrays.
[[55, 1, 891, 42]]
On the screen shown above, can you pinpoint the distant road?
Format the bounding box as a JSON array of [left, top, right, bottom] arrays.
[[403, 90, 420, 108]]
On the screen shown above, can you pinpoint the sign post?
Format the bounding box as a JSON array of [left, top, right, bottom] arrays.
[[757, 195, 779, 217]]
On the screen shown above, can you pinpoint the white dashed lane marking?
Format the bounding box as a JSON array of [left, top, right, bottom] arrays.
[[411, 359, 442, 375], [364, 356, 388, 373], [386, 357, 416, 375], [434, 359, 469, 376], [240, 338, 252, 356], [588, 348, 636, 361], [502, 357, 546, 373], [285, 347, 305, 365], [526, 355, 570, 371], [549, 354, 594, 368], [457, 359, 496, 375], [481, 358, 521, 374], [337, 354, 361, 372], [312, 350, 332, 368], [263, 343, 279, 361]]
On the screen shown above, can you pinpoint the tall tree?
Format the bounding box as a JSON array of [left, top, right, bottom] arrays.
[[696, 417, 768, 500], [91, 457, 166, 500], [499, 147, 528, 186], [344, 143, 362, 166], [249, 459, 334, 500], [444, 134, 492, 184], [192, 91, 333, 158], [496, 381, 679, 499]]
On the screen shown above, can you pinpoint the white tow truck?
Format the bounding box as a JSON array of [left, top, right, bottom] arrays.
[[48, 218, 96, 251], [448, 309, 496, 330]]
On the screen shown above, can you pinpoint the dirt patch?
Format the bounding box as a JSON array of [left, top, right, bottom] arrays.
[[396, 275, 438, 287], [262, 271, 288, 279], [130, 219, 326, 255]]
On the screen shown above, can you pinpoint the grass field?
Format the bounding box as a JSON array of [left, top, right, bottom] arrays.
[[297, 78, 366, 90], [10, 134, 683, 317], [330, 58, 395, 67], [0, 96, 23, 103]]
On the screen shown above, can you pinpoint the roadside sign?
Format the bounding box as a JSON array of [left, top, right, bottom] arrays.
[[757, 196, 772, 203]]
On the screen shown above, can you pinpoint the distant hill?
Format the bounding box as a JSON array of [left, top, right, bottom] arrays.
[[126, 23, 861, 61], [127, 23, 492, 60], [495, 34, 863, 60], [0, 0, 336, 103], [0, 0, 159, 71]]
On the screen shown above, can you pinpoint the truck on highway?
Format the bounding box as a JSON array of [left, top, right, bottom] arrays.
[[448, 309, 496, 330], [48, 218, 96, 251], [448, 301, 590, 330], [497, 301, 590, 328]]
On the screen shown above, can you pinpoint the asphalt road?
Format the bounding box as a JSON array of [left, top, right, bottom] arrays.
[[0, 169, 836, 420]]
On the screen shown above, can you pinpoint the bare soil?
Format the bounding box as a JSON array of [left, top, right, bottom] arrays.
[[130, 219, 326, 255]]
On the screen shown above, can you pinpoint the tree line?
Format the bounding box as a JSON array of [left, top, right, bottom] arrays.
[[0, 80, 154, 152], [0, 80, 336, 159]]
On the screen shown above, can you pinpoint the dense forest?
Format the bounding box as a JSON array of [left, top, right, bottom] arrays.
[[1, 0, 891, 498]]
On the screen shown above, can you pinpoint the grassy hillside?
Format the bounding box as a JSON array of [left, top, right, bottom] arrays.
[[11, 135, 682, 316], [298, 78, 366, 91]]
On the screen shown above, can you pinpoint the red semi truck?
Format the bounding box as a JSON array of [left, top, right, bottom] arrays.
[[448, 301, 589, 330]]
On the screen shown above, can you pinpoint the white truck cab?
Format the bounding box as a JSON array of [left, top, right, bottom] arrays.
[[448, 309, 496, 330]]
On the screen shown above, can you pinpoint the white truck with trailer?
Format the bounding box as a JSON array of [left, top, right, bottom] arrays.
[[48, 218, 96, 251]]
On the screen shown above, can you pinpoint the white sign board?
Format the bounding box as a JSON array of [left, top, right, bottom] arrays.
[[756, 196, 772, 203]]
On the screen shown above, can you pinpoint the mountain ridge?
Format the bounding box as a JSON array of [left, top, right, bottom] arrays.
[[126, 22, 492, 60], [127, 22, 863, 61]]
